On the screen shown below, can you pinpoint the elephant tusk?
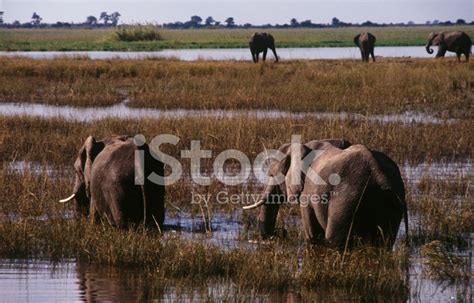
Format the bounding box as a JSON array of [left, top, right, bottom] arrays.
[[242, 199, 266, 210], [59, 194, 76, 203]]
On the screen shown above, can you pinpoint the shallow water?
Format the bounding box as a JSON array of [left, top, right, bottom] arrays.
[[0, 101, 454, 124], [0, 46, 447, 61]]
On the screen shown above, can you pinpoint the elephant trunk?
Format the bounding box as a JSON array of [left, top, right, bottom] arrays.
[[425, 43, 434, 54], [243, 181, 284, 239]]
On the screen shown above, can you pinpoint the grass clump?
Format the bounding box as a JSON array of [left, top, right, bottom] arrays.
[[115, 25, 163, 42]]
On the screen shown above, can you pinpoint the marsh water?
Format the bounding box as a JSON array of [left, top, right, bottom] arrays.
[[2, 159, 473, 302], [0, 100, 471, 301], [0, 101, 455, 124], [0, 46, 448, 61]]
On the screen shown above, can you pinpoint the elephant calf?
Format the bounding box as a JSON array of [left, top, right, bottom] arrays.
[[59, 136, 165, 230], [426, 31, 472, 62], [249, 32, 279, 63], [354, 33, 376, 62], [244, 139, 408, 249]]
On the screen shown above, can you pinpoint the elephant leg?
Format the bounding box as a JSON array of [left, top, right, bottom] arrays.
[[263, 49, 268, 61], [300, 204, 325, 244], [271, 47, 279, 62], [370, 48, 375, 62], [465, 52, 470, 62], [456, 50, 462, 62], [255, 52, 260, 63], [436, 44, 447, 58], [250, 50, 257, 63]]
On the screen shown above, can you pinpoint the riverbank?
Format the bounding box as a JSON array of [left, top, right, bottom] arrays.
[[1, 26, 473, 51]]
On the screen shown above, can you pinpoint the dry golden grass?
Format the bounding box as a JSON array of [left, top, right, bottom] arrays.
[[0, 58, 472, 117]]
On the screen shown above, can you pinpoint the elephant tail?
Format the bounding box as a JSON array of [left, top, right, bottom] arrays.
[[140, 183, 147, 227]]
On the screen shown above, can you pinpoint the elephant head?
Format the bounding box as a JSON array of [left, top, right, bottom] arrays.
[[426, 32, 444, 54], [244, 143, 313, 238], [353, 34, 361, 47], [59, 136, 106, 215], [59, 136, 129, 215]]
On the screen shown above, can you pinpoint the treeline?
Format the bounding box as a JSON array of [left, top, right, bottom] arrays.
[[0, 11, 472, 29], [0, 11, 121, 28]]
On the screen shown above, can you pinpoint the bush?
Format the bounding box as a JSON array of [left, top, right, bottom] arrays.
[[115, 25, 163, 42]]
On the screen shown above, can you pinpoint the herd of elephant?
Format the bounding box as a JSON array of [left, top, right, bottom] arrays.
[[57, 30, 472, 251], [60, 136, 408, 250], [249, 31, 472, 62]]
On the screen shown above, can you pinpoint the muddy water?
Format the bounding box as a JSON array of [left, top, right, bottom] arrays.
[[0, 101, 454, 124], [0, 46, 446, 61]]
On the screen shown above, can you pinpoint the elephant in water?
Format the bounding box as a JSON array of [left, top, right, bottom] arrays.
[[59, 136, 165, 230], [243, 139, 408, 249], [354, 33, 376, 62], [249, 32, 279, 63], [425, 31, 472, 62]]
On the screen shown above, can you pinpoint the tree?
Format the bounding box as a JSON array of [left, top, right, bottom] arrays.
[[300, 20, 313, 27], [85, 15, 97, 26], [0, 12, 4, 25], [425, 20, 431, 25], [205, 16, 215, 26], [110, 12, 121, 26], [407, 21, 415, 25], [190, 15, 202, 27], [225, 17, 235, 28], [456, 19, 466, 24], [31, 12, 42, 26], [331, 17, 340, 27], [432, 19, 440, 25], [290, 18, 299, 27], [100, 12, 110, 25]]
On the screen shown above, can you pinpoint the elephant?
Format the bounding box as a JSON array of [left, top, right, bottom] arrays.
[[243, 139, 408, 249], [249, 32, 279, 63], [354, 33, 376, 62], [425, 31, 472, 62], [59, 136, 165, 230]]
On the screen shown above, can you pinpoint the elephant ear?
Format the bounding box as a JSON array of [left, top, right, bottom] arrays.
[[432, 33, 444, 45], [80, 136, 105, 197], [279, 144, 312, 202], [353, 34, 361, 46]]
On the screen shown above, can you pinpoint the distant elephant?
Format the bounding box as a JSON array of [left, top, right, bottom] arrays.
[[249, 32, 279, 63], [243, 139, 408, 249], [354, 33, 376, 62], [425, 31, 472, 62], [59, 136, 165, 230]]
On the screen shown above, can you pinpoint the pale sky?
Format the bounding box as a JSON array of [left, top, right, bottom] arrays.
[[1, 0, 473, 25]]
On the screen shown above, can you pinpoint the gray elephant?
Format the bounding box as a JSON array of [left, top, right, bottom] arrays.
[[354, 33, 376, 62], [249, 32, 279, 63], [59, 136, 165, 230], [243, 139, 408, 249], [425, 31, 472, 62]]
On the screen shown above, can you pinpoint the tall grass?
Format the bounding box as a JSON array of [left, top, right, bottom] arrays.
[[1, 116, 472, 168], [0, 58, 472, 117], [115, 25, 163, 42]]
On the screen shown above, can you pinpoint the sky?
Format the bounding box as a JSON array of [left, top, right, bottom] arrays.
[[1, 0, 473, 25]]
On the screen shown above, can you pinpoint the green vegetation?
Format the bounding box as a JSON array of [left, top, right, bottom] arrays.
[[114, 25, 163, 42], [0, 58, 472, 119], [0, 26, 473, 51]]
